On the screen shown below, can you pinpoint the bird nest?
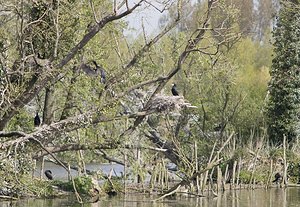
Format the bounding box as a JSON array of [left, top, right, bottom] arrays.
[[148, 95, 196, 113]]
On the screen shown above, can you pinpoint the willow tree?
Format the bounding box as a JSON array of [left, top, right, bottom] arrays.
[[266, 0, 300, 144]]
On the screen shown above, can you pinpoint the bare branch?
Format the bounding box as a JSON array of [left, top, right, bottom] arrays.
[[0, 131, 26, 138], [89, 0, 99, 23], [105, 16, 179, 90], [144, 0, 175, 13], [53, 0, 60, 58], [1, 95, 189, 149]]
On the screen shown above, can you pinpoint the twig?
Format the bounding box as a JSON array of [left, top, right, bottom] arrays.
[[89, 0, 99, 23], [53, 0, 60, 58]]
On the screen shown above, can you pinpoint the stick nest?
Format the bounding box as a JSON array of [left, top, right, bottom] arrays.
[[148, 95, 196, 113]]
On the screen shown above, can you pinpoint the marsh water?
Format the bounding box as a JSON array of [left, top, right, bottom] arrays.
[[34, 162, 125, 180], [1, 163, 300, 207], [1, 187, 300, 207]]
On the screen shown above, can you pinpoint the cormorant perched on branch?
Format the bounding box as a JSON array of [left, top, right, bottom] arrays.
[[92, 61, 106, 84], [171, 83, 179, 96], [34, 113, 41, 127], [273, 172, 282, 184], [45, 170, 53, 180]]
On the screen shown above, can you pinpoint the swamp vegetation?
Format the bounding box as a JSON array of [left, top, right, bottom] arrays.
[[0, 0, 300, 204]]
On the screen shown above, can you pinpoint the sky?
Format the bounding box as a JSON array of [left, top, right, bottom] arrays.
[[122, 0, 174, 38]]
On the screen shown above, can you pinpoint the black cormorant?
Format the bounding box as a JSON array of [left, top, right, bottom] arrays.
[[171, 83, 179, 96], [107, 190, 117, 197], [34, 113, 41, 127], [273, 172, 282, 184], [45, 170, 53, 180]]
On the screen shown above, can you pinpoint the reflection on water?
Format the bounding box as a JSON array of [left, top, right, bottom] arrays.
[[1, 187, 300, 207]]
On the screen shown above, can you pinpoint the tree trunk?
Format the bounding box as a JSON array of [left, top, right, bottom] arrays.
[[43, 87, 55, 125]]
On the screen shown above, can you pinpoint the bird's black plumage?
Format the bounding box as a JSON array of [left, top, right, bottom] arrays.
[[92, 60, 98, 69], [171, 84, 179, 96], [45, 170, 53, 180], [273, 172, 282, 183], [34, 113, 41, 127], [107, 190, 117, 197]]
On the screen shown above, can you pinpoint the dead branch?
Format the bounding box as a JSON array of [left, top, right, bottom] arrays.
[[1, 94, 192, 149], [31, 138, 69, 173], [145, 130, 182, 165], [95, 149, 124, 166], [0, 131, 26, 138]]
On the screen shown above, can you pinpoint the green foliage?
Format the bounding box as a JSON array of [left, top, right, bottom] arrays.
[[269, 148, 283, 160], [57, 176, 93, 195], [23, 179, 55, 198], [102, 178, 122, 193], [266, 1, 300, 144], [6, 109, 33, 132], [238, 170, 252, 183], [239, 170, 266, 184], [231, 147, 249, 160], [73, 176, 94, 194], [130, 161, 147, 184], [227, 38, 270, 136], [288, 161, 300, 183], [0, 156, 51, 197]]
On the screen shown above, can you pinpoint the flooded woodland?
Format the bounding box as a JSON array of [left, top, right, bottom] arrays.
[[1, 0, 300, 206]]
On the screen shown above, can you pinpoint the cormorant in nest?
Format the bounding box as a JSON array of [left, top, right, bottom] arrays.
[[171, 83, 179, 96], [34, 112, 41, 127]]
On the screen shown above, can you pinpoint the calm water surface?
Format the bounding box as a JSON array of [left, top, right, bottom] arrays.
[[34, 162, 125, 180], [0, 187, 300, 207]]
